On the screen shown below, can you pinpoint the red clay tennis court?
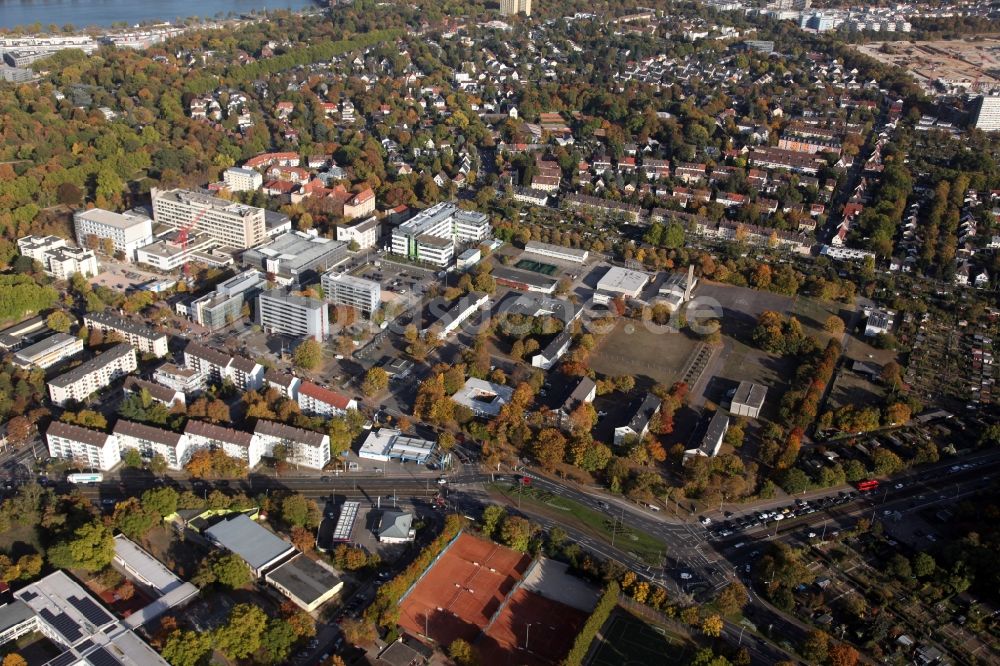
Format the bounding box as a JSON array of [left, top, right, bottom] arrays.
[[398, 532, 591, 665]]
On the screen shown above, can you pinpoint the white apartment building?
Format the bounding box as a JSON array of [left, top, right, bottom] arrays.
[[223, 167, 264, 192], [17, 235, 99, 279], [257, 290, 329, 341], [182, 342, 264, 391], [83, 311, 169, 357], [113, 420, 191, 471], [153, 362, 206, 393], [973, 95, 1000, 132], [334, 215, 379, 249], [499, 0, 531, 15], [151, 188, 267, 249], [296, 380, 357, 418], [13, 333, 83, 370], [185, 420, 262, 469], [73, 208, 154, 261], [48, 343, 137, 406], [390, 202, 491, 267], [321, 271, 381, 317], [253, 420, 331, 470], [46, 421, 121, 471]]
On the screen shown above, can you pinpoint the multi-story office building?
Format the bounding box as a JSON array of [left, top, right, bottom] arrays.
[[185, 420, 262, 469], [151, 187, 267, 249], [241, 231, 348, 286], [13, 333, 83, 370], [114, 420, 191, 470], [972, 95, 1000, 132], [499, 0, 531, 15], [16, 235, 99, 279], [390, 202, 491, 267], [296, 380, 357, 418], [73, 208, 154, 261], [133, 228, 221, 271], [186, 269, 265, 330], [257, 290, 329, 341], [45, 421, 121, 471], [321, 271, 381, 317], [83, 311, 169, 357], [253, 420, 331, 470], [48, 343, 137, 406], [223, 167, 264, 192]]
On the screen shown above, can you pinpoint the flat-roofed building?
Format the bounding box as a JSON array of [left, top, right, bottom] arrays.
[[134, 228, 219, 271], [321, 271, 381, 317], [524, 240, 589, 264], [423, 291, 489, 336], [203, 514, 296, 577], [596, 266, 650, 302], [264, 554, 344, 612], [14, 570, 170, 665], [0, 315, 47, 351], [185, 420, 262, 469], [358, 428, 438, 464], [241, 231, 347, 286], [730, 381, 767, 419], [73, 208, 154, 261], [390, 201, 490, 267], [864, 308, 894, 337], [223, 167, 264, 192], [257, 289, 329, 341], [17, 235, 99, 279], [114, 419, 191, 470], [112, 535, 199, 629], [253, 420, 330, 470], [335, 215, 379, 249], [13, 333, 83, 369], [492, 264, 559, 294], [83, 311, 169, 357], [48, 343, 137, 406], [151, 187, 267, 249], [187, 269, 265, 330], [0, 600, 36, 645], [46, 421, 121, 471]]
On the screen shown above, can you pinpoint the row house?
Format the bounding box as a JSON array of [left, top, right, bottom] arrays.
[[716, 192, 748, 208], [749, 147, 825, 175], [244, 152, 300, 171], [675, 162, 707, 184], [253, 420, 331, 470], [114, 419, 191, 471], [296, 380, 357, 418], [642, 158, 670, 180]]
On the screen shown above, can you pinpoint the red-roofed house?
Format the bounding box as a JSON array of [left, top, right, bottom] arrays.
[[297, 380, 357, 417]]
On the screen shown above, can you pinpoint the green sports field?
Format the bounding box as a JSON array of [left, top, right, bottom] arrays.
[[588, 610, 689, 666], [514, 258, 558, 275]]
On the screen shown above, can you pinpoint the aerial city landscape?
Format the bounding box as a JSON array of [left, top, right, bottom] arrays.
[[0, 0, 998, 664]]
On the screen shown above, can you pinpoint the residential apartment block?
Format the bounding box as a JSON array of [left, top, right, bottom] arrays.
[[83, 311, 169, 357], [16, 235, 99, 279], [12, 333, 83, 370], [185, 420, 262, 469], [334, 215, 379, 249], [296, 380, 357, 418], [223, 166, 264, 192], [48, 343, 137, 406], [257, 290, 329, 341], [499, 0, 531, 15], [45, 421, 121, 471], [73, 208, 154, 261], [321, 271, 381, 317], [151, 187, 267, 249], [114, 420, 191, 470], [973, 95, 1000, 132], [182, 342, 265, 392], [253, 420, 331, 470]]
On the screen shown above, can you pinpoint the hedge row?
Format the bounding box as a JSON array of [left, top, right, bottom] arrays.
[[365, 514, 466, 628], [562, 581, 620, 666]]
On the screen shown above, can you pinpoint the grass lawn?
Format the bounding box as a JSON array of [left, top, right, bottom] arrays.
[[588, 609, 690, 666], [487, 483, 665, 565], [0, 523, 42, 558]]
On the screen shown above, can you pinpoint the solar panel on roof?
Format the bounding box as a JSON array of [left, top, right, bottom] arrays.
[[86, 646, 123, 666], [39, 608, 83, 642], [77, 639, 95, 652], [68, 595, 113, 625], [19, 590, 38, 601], [47, 652, 77, 666]]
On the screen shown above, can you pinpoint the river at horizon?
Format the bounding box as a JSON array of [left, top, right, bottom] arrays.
[[0, 0, 317, 30]]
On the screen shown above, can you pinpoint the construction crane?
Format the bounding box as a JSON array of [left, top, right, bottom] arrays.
[[177, 203, 210, 282]]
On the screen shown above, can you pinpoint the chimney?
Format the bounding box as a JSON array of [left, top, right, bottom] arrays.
[[685, 264, 695, 301]]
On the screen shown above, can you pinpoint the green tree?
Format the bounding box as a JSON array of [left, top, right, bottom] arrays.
[[141, 486, 179, 518], [362, 367, 389, 396], [48, 521, 115, 571], [112, 497, 160, 540], [913, 552, 936, 578], [280, 493, 321, 528], [121, 448, 144, 468], [499, 516, 533, 552], [193, 552, 252, 589], [293, 339, 323, 370], [480, 505, 506, 538], [802, 630, 829, 664], [46, 310, 74, 333], [261, 618, 299, 664], [161, 630, 211, 666], [448, 639, 477, 666], [215, 603, 267, 660]]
